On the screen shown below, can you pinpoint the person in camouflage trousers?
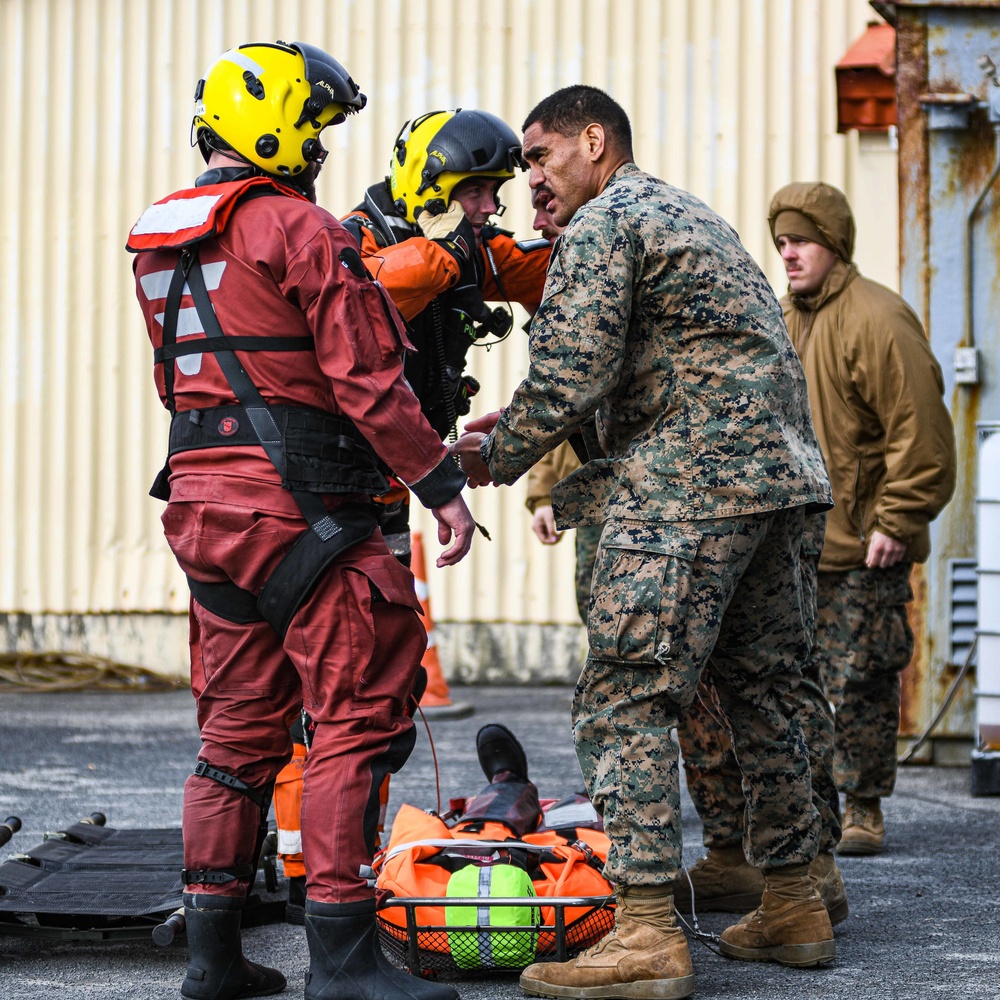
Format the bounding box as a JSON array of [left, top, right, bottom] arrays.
[[676, 182, 954, 938], [453, 85, 837, 998], [675, 510, 847, 923]]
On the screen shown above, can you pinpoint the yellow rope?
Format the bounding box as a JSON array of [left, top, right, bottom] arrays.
[[0, 652, 186, 692]]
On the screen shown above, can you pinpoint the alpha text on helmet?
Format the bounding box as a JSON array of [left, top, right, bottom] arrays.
[[388, 109, 525, 223]]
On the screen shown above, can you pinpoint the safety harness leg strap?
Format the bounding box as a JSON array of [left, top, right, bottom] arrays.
[[183, 761, 274, 887], [257, 503, 377, 638], [192, 761, 269, 809], [184, 502, 377, 637]]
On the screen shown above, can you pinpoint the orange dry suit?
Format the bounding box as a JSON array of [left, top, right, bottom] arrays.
[[341, 180, 550, 439]]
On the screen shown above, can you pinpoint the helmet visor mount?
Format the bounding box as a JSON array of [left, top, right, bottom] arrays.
[[288, 41, 367, 166], [416, 115, 525, 196]]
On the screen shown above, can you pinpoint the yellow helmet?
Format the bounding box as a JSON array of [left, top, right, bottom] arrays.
[[192, 41, 366, 176], [389, 109, 525, 222]]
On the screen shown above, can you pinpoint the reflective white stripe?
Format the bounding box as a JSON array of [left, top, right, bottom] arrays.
[[154, 306, 205, 338], [414, 580, 429, 601], [221, 50, 265, 77], [139, 261, 227, 301], [131, 194, 224, 236], [277, 829, 302, 854], [382, 838, 548, 863], [477, 866, 493, 964], [151, 306, 206, 375]]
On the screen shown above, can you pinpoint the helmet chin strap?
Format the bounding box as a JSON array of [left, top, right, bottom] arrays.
[[199, 151, 320, 204]]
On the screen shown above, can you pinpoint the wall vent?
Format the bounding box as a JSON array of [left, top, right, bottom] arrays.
[[950, 559, 978, 666]]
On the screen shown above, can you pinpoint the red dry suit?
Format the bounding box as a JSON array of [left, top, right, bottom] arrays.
[[128, 170, 466, 904]]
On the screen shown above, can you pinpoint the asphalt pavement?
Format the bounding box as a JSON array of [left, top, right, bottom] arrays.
[[1, 684, 998, 999]]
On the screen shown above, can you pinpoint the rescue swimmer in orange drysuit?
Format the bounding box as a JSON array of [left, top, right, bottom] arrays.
[[274, 111, 552, 914], [342, 108, 552, 566]]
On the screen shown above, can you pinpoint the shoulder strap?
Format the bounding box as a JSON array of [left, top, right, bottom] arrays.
[[362, 183, 416, 246], [177, 249, 342, 541]]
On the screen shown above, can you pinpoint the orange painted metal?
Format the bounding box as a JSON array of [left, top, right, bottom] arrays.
[[836, 23, 898, 132]]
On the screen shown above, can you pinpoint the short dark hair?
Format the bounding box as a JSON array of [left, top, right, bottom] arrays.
[[522, 85, 633, 156]]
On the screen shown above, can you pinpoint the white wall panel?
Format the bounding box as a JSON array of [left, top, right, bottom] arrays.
[[0, 0, 891, 627]]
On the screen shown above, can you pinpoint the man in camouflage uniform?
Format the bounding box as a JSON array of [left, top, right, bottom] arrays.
[[767, 183, 954, 856], [453, 85, 836, 998]]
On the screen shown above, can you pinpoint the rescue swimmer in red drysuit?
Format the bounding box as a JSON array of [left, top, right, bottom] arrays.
[[272, 111, 552, 910], [127, 40, 473, 1000]]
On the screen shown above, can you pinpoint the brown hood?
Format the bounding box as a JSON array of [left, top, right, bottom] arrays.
[[768, 181, 855, 263]]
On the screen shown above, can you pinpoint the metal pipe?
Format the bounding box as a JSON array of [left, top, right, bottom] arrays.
[[963, 123, 1000, 348]]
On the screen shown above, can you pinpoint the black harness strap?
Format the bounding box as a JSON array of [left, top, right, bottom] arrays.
[[191, 761, 269, 809], [160, 256, 191, 416], [154, 335, 313, 362], [186, 502, 378, 639], [182, 762, 274, 887], [183, 251, 341, 542], [258, 503, 377, 637], [186, 576, 263, 624]]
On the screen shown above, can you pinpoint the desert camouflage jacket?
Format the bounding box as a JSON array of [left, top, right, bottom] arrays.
[[484, 162, 832, 526]]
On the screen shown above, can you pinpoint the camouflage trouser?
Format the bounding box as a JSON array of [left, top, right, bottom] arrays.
[[574, 523, 602, 625], [815, 563, 913, 799], [678, 512, 841, 854], [573, 508, 821, 887]]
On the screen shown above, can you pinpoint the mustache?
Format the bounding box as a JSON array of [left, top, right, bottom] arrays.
[[531, 187, 555, 208]]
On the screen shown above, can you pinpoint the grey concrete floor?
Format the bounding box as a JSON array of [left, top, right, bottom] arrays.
[[1, 684, 998, 999]]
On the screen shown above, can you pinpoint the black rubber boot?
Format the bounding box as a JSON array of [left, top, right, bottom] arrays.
[[304, 898, 458, 1000], [285, 876, 306, 926], [475, 723, 528, 783], [181, 893, 286, 999]]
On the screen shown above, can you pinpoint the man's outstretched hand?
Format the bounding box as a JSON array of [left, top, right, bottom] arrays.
[[432, 494, 476, 566], [449, 411, 503, 487], [464, 411, 503, 434], [450, 433, 492, 487]]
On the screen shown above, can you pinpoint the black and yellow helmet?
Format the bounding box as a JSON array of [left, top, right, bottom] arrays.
[[192, 40, 366, 176], [389, 109, 525, 222]]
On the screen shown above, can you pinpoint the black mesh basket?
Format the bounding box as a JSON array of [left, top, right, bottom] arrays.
[[376, 894, 615, 976]]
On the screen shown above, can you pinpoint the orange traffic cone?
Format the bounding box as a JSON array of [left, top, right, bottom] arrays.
[[411, 530, 474, 719]]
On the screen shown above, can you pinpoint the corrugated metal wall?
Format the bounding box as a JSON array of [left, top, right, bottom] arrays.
[[0, 0, 890, 627]]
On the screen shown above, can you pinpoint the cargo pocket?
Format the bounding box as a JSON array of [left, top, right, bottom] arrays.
[[343, 552, 424, 721], [587, 520, 700, 667], [351, 277, 415, 366], [873, 564, 915, 675], [875, 564, 914, 607]]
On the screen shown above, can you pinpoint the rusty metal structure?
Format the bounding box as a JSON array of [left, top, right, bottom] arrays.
[[873, 1, 1000, 767]]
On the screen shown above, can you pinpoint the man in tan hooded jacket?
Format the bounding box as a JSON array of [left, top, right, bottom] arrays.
[[770, 181, 955, 856]]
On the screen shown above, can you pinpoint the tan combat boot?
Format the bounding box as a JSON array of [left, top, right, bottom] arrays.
[[671, 845, 764, 913], [719, 864, 835, 968], [837, 796, 885, 855], [519, 886, 695, 999], [810, 851, 849, 925]]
